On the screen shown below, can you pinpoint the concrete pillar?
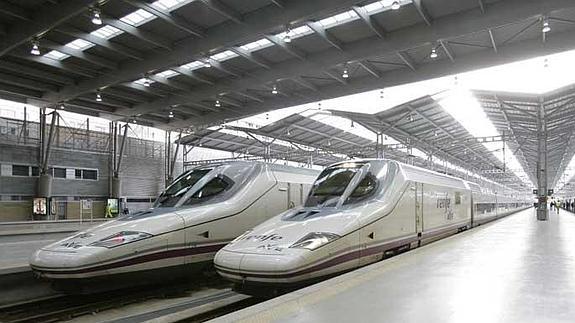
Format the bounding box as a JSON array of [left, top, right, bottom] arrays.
[[536, 99, 548, 221], [38, 173, 52, 197], [111, 176, 121, 198]]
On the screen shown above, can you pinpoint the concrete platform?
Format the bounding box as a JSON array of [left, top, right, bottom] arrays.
[[213, 208, 575, 323], [0, 220, 105, 274]]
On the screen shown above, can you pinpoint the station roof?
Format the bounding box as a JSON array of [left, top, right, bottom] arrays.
[[1, 0, 575, 129], [475, 84, 575, 190]]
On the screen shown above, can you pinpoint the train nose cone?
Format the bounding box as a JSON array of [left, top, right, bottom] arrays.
[[30, 247, 103, 270]]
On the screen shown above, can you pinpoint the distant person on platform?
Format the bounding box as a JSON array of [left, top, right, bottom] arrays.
[[105, 204, 113, 218], [550, 199, 555, 211]]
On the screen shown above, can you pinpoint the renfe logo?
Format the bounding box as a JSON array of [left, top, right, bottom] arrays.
[[239, 233, 283, 242]]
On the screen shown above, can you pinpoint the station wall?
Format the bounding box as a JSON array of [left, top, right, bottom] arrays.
[[0, 123, 182, 221]]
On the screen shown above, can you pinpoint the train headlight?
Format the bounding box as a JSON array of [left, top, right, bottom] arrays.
[[90, 231, 152, 248], [290, 232, 340, 250]]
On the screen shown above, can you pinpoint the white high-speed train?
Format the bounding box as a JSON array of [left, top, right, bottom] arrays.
[[214, 159, 530, 291], [29, 161, 319, 290]]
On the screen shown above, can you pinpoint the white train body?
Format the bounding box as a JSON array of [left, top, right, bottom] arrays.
[[30, 161, 319, 282], [214, 160, 530, 287]]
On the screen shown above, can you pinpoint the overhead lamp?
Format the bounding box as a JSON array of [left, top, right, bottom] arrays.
[[30, 39, 41, 56], [391, 1, 401, 10], [96, 91, 102, 102], [272, 85, 278, 94], [91, 8, 102, 25], [59, 103, 65, 110], [342, 68, 349, 79], [287, 128, 291, 136], [542, 19, 551, 33], [215, 100, 221, 107], [143, 78, 151, 87], [430, 47, 438, 59], [132, 119, 137, 124], [408, 114, 414, 122], [203, 59, 212, 68]]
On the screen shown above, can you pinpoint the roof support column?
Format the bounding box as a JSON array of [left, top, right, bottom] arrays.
[[376, 132, 385, 159], [536, 99, 548, 221]]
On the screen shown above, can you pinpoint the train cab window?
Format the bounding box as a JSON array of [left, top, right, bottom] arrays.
[[305, 164, 362, 207], [344, 174, 377, 205], [154, 169, 211, 207], [183, 176, 232, 205]]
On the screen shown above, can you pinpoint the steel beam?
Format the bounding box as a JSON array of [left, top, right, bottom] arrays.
[[41, 39, 118, 69], [102, 15, 172, 50], [123, 0, 205, 37], [352, 5, 385, 38], [56, 26, 144, 60]]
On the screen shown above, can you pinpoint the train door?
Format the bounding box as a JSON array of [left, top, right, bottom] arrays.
[[415, 182, 424, 238]]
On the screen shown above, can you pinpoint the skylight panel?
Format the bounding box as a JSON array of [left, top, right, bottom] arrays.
[[91, 25, 123, 39], [152, 0, 188, 11], [363, 0, 413, 14], [120, 9, 155, 27], [363, 1, 385, 13], [155, 70, 179, 78], [318, 10, 359, 29], [44, 50, 70, 61], [180, 61, 203, 70], [134, 78, 155, 86], [210, 50, 239, 61], [240, 38, 273, 52], [65, 39, 94, 51]]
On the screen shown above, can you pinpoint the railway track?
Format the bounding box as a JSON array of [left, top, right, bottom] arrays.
[[0, 276, 256, 323]]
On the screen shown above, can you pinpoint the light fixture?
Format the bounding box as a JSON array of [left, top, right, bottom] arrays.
[[287, 128, 291, 136], [327, 139, 331, 146], [342, 68, 349, 79], [91, 8, 102, 25], [283, 25, 292, 43], [272, 85, 278, 94], [408, 114, 414, 122], [59, 103, 65, 110], [203, 59, 212, 68], [132, 119, 137, 124], [542, 19, 551, 33], [168, 110, 174, 118], [143, 78, 151, 87], [391, 1, 401, 10], [266, 113, 269, 120], [215, 100, 221, 107], [430, 47, 438, 59], [30, 39, 40, 56], [96, 91, 102, 102]]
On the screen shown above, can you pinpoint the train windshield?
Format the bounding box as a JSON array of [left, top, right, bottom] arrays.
[[154, 168, 212, 207], [305, 163, 366, 207]]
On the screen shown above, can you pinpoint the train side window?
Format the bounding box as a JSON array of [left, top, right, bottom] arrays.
[[344, 174, 377, 205], [184, 176, 232, 205]]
